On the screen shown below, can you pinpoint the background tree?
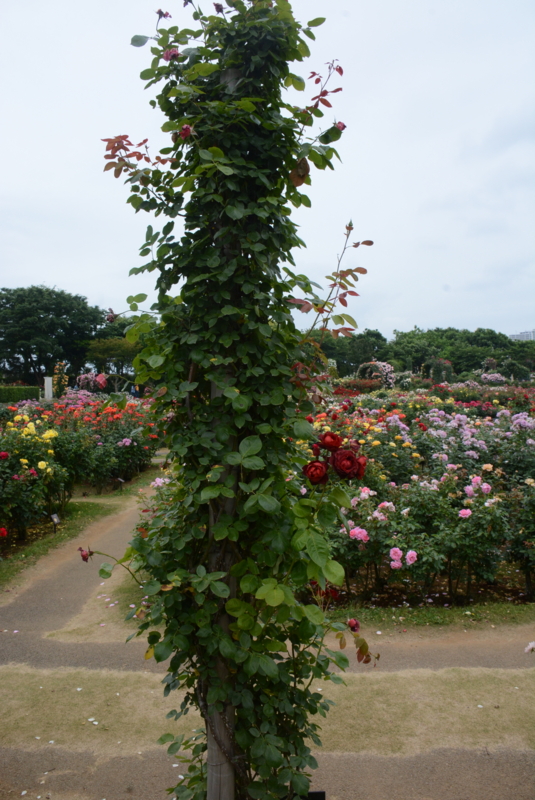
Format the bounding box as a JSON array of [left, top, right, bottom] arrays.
[[86, 337, 141, 378], [308, 328, 387, 376], [0, 286, 103, 384]]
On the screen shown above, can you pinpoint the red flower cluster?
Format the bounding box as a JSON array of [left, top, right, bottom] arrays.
[[302, 426, 367, 485], [0, 528, 8, 538], [0, 451, 9, 460]]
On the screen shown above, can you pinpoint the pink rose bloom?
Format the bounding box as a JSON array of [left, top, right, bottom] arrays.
[[300, 486, 307, 495], [446, 464, 457, 470], [464, 486, 475, 497], [459, 509, 472, 518], [481, 483, 491, 494], [162, 48, 180, 62], [180, 124, 192, 140], [390, 560, 403, 569], [336, 121, 347, 131], [471, 476, 482, 485], [406, 550, 418, 565], [389, 547, 403, 561], [349, 527, 369, 542]]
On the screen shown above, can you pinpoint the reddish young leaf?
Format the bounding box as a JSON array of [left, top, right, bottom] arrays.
[[319, 98, 332, 108], [361, 240, 374, 245]]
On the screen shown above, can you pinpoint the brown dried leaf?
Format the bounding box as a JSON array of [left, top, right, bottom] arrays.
[[289, 157, 310, 187]]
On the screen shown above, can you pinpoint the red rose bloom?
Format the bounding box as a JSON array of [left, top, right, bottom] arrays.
[[348, 618, 360, 633], [418, 422, 428, 431], [302, 460, 329, 485], [318, 432, 344, 452], [312, 444, 321, 457], [0, 527, 8, 538], [330, 450, 367, 480], [0, 452, 9, 460]]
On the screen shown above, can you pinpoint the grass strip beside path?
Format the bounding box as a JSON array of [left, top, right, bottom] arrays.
[[0, 502, 117, 591], [330, 601, 535, 631], [0, 665, 533, 757]]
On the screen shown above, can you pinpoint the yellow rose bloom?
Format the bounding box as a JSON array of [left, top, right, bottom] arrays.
[[37, 461, 47, 470], [389, 442, 396, 448], [412, 453, 421, 458], [20, 458, 28, 464], [42, 430, 59, 440], [371, 440, 381, 446], [482, 464, 493, 472], [358, 439, 365, 444], [402, 442, 411, 448], [7, 421, 13, 427], [14, 415, 22, 421], [46, 467, 53, 474], [48, 450, 54, 455], [395, 435, 403, 441], [23, 415, 29, 422]]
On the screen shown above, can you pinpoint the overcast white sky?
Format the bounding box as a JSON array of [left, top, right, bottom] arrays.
[[0, 0, 533, 340]]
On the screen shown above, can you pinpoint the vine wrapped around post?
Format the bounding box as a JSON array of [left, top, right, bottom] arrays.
[[100, 3, 375, 799]]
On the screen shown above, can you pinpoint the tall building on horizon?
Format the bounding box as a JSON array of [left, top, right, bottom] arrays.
[[509, 330, 535, 341]]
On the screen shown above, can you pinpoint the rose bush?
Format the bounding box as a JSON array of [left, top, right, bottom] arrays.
[[0, 396, 158, 538]]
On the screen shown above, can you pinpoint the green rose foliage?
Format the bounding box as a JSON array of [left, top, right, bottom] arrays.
[[106, 2, 370, 799]]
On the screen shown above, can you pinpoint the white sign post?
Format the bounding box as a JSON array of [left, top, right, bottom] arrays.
[[44, 377, 53, 400]]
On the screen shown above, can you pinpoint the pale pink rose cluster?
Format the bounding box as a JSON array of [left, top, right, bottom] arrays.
[[349, 527, 369, 542], [464, 477, 492, 498], [389, 546, 417, 569], [459, 509, 472, 518]]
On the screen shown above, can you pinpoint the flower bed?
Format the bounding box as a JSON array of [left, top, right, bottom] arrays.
[[298, 386, 535, 603], [0, 394, 159, 541]]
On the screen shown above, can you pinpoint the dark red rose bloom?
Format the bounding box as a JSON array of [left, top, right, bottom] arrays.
[[348, 618, 360, 633], [78, 547, 94, 563], [331, 413, 339, 421], [312, 444, 321, 457], [318, 431, 344, 452], [347, 438, 360, 452], [0, 528, 8, 538], [302, 460, 329, 485], [418, 422, 428, 431], [330, 450, 367, 480], [0, 451, 9, 459], [305, 415, 314, 423]]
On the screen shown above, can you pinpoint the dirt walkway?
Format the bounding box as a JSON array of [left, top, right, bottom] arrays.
[[0, 495, 533, 800]]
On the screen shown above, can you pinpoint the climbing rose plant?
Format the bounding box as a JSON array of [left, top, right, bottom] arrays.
[[100, 2, 375, 799]]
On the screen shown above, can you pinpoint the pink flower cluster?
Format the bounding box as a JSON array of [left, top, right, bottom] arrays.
[[389, 546, 418, 569], [349, 527, 369, 542]]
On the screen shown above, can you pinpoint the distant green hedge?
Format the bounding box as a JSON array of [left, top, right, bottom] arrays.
[[0, 386, 40, 403]]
